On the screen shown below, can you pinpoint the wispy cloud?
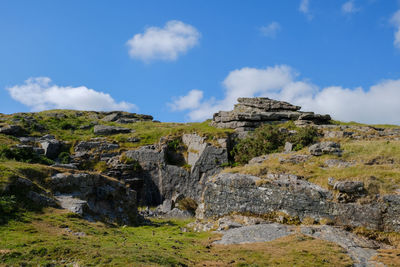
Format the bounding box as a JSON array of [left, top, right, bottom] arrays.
[[299, 0, 312, 19], [7, 77, 135, 111], [260, 22, 281, 38], [391, 10, 400, 49], [126, 20, 200, 63], [170, 65, 400, 124], [342, 0, 360, 14]]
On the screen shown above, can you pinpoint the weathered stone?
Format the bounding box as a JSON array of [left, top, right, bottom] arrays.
[[284, 142, 293, 153], [333, 181, 365, 194], [0, 124, 23, 136], [197, 172, 398, 232], [309, 141, 342, 156], [212, 98, 331, 134], [40, 139, 62, 159], [214, 223, 294, 245], [93, 125, 132, 135], [248, 155, 269, 165], [49, 172, 137, 225], [55, 194, 88, 215], [279, 154, 311, 164], [27, 191, 58, 207], [160, 199, 174, 213], [165, 208, 193, 219], [325, 159, 354, 168]]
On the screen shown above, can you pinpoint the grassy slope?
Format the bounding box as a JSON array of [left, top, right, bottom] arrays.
[[226, 139, 400, 195], [1, 110, 400, 265], [0, 208, 353, 267]]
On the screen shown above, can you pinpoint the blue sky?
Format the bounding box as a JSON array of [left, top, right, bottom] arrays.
[[1, 0, 400, 124]]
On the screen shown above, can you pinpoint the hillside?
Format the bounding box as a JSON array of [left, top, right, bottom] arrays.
[[1, 98, 400, 266]]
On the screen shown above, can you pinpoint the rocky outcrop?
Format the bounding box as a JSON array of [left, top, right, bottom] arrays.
[[39, 135, 63, 159], [309, 141, 342, 156], [93, 125, 132, 135], [197, 173, 400, 232], [211, 97, 331, 134], [49, 172, 137, 225], [101, 111, 153, 123], [123, 134, 229, 205], [0, 124, 23, 136]]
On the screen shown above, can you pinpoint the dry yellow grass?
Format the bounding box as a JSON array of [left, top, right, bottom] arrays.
[[225, 140, 400, 195]]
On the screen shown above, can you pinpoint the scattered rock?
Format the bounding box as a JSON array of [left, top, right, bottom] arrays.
[[164, 208, 193, 219], [279, 154, 311, 164], [40, 138, 62, 159], [309, 141, 342, 156], [333, 181, 365, 194], [325, 159, 354, 168], [284, 142, 293, 153], [248, 155, 269, 165]]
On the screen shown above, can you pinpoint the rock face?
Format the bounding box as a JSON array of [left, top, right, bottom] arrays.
[[49, 173, 137, 225], [211, 97, 331, 133], [197, 173, 400, 232], [0, 124, 23, 136], [123, 134, 229, 205], [39, 135, 63, 159]]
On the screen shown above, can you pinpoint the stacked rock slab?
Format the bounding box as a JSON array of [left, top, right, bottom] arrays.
[[211, 97, 331, 133]]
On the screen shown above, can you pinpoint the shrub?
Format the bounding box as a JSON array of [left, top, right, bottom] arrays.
[[58, 152, 71, 164], [0, 195, 17, 214], [177, 197, 198, 214], [0, 145, 54, 165], [231, 124, 320, 164], [288, 126, 320, 151], [232, 125, 286, 164]]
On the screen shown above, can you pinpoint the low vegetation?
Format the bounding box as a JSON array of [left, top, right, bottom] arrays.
[[226, 139, 400, 195], [0, 208, 354, 266], [232, 123, 320, 164]]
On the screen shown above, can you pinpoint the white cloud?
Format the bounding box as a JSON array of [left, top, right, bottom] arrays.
[[260, 22, 281, 38], [7, 77, 135, 111], [168, 89, 203, 111], [126, 20, 200, 62], [342, 1, 359, 14], [391, 10, 400, 49], [170, 65, 400, 125]]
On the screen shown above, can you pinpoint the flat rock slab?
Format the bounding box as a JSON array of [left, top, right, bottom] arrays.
[[300, 225, 385, 267], [55, 194, 88, 215], [214, 222, 388, 267], [214, 223, 294, 245]]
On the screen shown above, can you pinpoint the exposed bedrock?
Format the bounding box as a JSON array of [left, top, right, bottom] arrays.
[[49, 172, 138, 225], [211, 97, 331, 135], [197, 173, 400, 232], [123, 133, 230, 205]]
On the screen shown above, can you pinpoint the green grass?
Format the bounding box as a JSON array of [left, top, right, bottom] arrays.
[[0, 208, 354, 266]]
